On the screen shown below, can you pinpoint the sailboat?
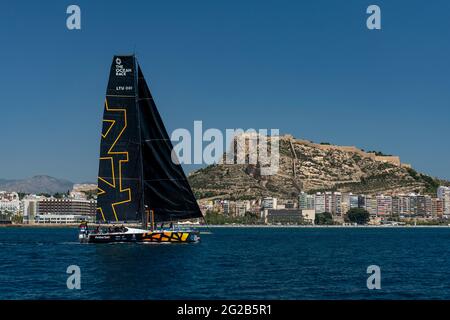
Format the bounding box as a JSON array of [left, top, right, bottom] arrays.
[[79, 55, 203, 243]]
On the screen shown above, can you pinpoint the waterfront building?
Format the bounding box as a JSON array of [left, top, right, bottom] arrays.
[[299, 192, 315, 210], [284, 199, 296, 209], [301, 209, 316, 224], [358, 195, 366, 209], [314, 193, 326, 214], [392, 196, 400, 216], [0, 191, 21, 220], [332, 192, 342, 216], [410, 194, 428, 217], [324, 192, 333, 214], [391, 194, 412, 216], [22, 195, 45, 224], [365, 196, 377, 217], [35, 214, 91, 224], [276, 199, 296, 209], [432, 198, 444, 217], [34, 197, 96, 224], [223, 200, 232, 215], [236, 200, 251, 217], [398, 194, 411, 216], [376, 195, 392, 217], [262, 197, 277, 210], [425, 196, 432, 217], [340, 193, 350, 215], [349, 194, 359, 209], [0, 199, 21, 215], [437, 186, 450, 216], [266, 209, 303, 224]]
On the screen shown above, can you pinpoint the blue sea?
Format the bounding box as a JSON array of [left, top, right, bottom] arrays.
[[1, 227, 450, 300]]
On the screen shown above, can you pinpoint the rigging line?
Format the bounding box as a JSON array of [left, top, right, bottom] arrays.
[[201, 213, 213, 234]]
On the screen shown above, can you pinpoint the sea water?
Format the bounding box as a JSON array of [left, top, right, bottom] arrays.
[[0, 227, 449, 299]]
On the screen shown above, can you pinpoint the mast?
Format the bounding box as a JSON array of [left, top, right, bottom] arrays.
[[134, 55, 148, 230]]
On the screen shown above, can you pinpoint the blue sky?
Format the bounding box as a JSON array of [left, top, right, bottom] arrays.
[[0, 0, 449, 182]]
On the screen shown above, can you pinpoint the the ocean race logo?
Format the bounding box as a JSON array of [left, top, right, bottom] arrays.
[[171, 121, 280, 176], [115, 58, 131, 76]]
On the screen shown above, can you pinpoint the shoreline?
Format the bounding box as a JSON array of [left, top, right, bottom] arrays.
[[1, 223, 450, 229]]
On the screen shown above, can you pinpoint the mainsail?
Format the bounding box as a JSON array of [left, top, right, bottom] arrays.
[[96, 55, 203, 224]]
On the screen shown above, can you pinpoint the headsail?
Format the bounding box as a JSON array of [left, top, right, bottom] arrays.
[[137, 65, 203, 222], [96, 55, 203, 224]]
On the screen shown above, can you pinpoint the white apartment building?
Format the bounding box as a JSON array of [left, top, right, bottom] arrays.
[[437, 186, 450, 215], [22, 195, 46, 224], [0, 200, 21, 214], [0, 191, 21, 216], [314, 193, 325, 214], [299, 192, 315, 210]]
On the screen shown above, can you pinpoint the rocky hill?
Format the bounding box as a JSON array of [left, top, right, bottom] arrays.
[[0, 175, 74, 194], [189, 135, 448, 200]]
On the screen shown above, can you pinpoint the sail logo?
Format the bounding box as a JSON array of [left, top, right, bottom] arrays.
[[97, 99, 132, 222], [115, 58, 131, 76], [171, 121, 280, 176]]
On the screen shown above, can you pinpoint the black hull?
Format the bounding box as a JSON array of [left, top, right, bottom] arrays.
[[80, 230, 200, 244]]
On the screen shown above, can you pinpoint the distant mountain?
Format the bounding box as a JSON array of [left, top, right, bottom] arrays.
[[0, 175, 74, 194], [189, 134, 450, 200]]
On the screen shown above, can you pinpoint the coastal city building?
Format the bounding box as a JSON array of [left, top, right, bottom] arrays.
[[349, 194, 359, 209], [314, 193, 325, 213], [22, 195, 46, 224], [324, 192, 333, 214], [438, 186, 450, 216], [264, 208, 315, 225], [432, 198, 444, 217], [31, 197, 96, 224], [376, 195, 392, 217], [299, 192, 315, 210], [236, 200, 251, 217], [262, 197, 277, 210], [265, 208, 302, 224], [364, 196, 377, 217], [2, 184, 449, 225], [301, 209, 315, 224], [0, 192, 21, 223]]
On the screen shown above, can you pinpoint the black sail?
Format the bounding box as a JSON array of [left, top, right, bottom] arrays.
[[96, 55, 203, 224], [137, 65, 203, 222], [97, 56, 141, 223]]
